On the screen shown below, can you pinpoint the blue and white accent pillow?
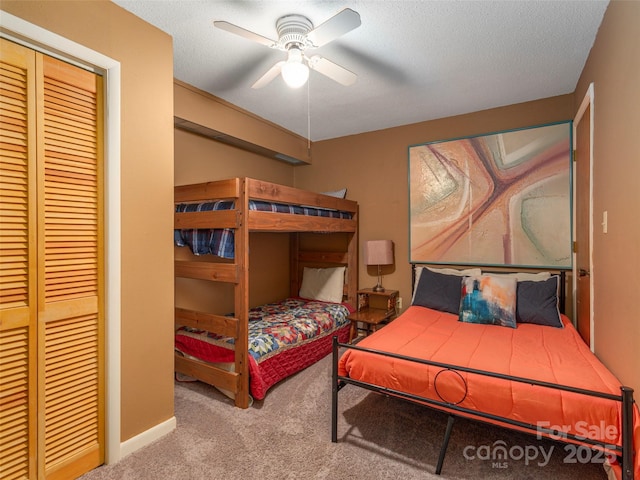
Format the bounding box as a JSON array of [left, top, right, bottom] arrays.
[[459, 275, 517, 328]]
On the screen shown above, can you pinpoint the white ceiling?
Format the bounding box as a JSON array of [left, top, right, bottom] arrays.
[[113, 0, 608, 141]]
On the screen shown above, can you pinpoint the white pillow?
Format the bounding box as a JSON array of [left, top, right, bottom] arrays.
[[321, 188, 347, 199], [299, 266, 346, 303], [412, 266, 482, 302]]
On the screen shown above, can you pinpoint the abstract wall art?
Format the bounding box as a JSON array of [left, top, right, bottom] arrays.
[[408, 122, 572, 268]]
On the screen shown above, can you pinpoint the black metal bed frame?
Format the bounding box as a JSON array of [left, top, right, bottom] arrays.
[[331, 339, 634, 479], [330, 268, 635, 479]]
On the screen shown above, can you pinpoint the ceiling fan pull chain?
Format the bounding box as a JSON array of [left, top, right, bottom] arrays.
[[307, 76, 311, 151]]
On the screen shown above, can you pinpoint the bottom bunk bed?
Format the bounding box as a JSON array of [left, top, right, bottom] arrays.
[[332, 267, 639, 480], [177, 296, 352, 401]]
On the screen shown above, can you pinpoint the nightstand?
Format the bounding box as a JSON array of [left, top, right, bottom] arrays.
[[348, 288, 399, 343]]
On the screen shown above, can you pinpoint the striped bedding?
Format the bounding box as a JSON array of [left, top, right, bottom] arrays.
[[174, 200, 353, 258]]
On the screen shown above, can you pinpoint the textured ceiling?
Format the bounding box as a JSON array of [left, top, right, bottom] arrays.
[[113, 0, 608, 141]]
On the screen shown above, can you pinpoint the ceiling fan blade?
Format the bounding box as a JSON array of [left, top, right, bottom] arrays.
[[252, 61, 285, 89], [214, 20, 276, 48], [306, 8, 361, 47], [308, 55, 357, 86]]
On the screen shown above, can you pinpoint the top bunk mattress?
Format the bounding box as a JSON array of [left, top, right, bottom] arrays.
[[176, 199, 353, 218], [174, 200, 353, 258]]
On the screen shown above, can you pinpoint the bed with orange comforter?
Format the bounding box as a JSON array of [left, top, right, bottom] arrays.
[[334, 304, 638, 480]]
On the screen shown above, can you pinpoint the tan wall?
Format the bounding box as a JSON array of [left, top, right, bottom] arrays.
[[295, 95, 574, 315], [174, 81, 310, 164], [574, 0, 640, 394], [174, 128, 294, 186], [1, 1, 176, 442]]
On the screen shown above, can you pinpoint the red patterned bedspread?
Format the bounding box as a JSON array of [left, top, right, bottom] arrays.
[[176, 298, 352, 399]]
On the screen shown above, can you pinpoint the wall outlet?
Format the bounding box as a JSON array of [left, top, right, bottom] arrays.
[[397, 297, 403, 311]]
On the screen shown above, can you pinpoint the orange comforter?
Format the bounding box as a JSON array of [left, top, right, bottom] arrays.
[[338, 306, 639, 479]]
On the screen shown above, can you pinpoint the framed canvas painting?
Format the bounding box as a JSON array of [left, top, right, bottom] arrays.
[[408, 121, 572, 268]]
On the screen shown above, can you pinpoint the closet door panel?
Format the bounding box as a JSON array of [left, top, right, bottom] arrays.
[[0, 39, 37, 480], [37, 54, 104, 480]]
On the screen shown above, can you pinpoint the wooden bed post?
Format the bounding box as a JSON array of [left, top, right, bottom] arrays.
[[346, 206, 358, 307], [234, 178, 250, 408], [290, 232, 300, 298]]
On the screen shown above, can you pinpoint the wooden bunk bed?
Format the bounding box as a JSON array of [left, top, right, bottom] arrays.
[[173, 177, 358, 408]]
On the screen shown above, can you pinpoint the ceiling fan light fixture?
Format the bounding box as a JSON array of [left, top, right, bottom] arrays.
[[215, 8, 361, 90], [281, 47, 309, 88]]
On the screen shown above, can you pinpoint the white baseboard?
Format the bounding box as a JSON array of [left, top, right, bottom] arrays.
[[116, 416, 177, 462]]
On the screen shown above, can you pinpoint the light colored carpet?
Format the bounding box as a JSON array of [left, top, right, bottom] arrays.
[[80, 354, 607, 479]]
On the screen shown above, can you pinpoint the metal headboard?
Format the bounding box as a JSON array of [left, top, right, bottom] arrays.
[[410, 265, 567, 314]]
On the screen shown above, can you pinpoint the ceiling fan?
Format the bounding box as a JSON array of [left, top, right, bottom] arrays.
[[214, 8, 361, 89]]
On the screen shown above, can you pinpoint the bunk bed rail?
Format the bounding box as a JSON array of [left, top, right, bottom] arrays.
[[175, 178, 240, 203], [247, 178, 358, 214], [175, 307, 242, 396], [175, 177, 358, 214]]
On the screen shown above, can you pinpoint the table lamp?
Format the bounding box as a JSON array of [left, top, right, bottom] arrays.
[[365, 240, 394, 292]]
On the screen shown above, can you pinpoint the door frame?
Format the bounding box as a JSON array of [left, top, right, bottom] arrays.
[[0, 12, 123, 463], [573, 82, 595, 351]]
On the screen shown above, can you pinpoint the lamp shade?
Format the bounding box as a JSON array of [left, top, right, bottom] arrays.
[[365, 240, 394, 266]]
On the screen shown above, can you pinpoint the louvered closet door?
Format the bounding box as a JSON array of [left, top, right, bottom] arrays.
[[0, 38, 37, 480], [36, 54, 104, 479], [0, 39, 104, 480]]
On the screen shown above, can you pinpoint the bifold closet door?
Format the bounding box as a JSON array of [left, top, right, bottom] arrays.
[[0, 38, 104, 480], [0, 38, 38, 480], [37, 52, 104, 480]]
